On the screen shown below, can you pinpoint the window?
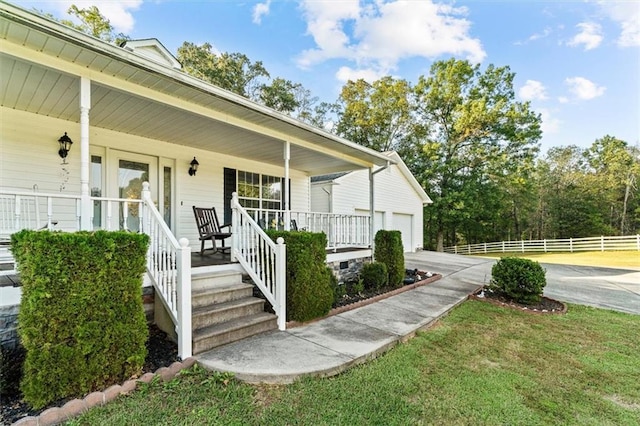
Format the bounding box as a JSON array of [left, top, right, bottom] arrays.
[[90, 155, 102, 229], [237, 170, 282, 211]]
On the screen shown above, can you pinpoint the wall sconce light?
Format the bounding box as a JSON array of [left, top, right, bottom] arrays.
[[189, 157, 199, 176], [58, 132, 73, 161]]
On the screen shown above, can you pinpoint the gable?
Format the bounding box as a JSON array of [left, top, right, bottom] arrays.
[[120, 39, 182, 69]]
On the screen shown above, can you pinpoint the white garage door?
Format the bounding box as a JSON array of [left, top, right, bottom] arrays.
[[392, 213, 413, 252], [355, 209, 385, 234]]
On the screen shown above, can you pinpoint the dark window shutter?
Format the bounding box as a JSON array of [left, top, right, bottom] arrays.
[[224, 168, 236, 224], [281, 178, 291, 209]]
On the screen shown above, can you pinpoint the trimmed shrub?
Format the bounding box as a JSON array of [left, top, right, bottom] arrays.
[[361, 262, 388, 290], [267, 231, 334, 322], [374, 230, 405, 288], [11, 230, 149, 409], [327, 268, 345, 306], [489, 257, 547, 304]]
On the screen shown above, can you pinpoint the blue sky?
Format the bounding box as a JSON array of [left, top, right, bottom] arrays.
[[18, 0, 640, 153]]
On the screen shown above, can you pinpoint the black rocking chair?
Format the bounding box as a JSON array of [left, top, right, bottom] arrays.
[[192, 206, 232, 255]]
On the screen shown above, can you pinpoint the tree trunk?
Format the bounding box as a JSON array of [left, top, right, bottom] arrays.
[[436, 229, 445, 252]]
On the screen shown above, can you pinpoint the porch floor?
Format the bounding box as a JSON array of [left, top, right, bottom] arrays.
[[191, 251, 234, 268]]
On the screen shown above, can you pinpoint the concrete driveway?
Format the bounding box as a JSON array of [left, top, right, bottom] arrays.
[[405, 251, 640, 315]]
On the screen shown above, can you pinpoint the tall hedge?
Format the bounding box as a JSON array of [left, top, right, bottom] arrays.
[[267, 231, 334, 322], [11, 230, 149, 409], [374, 230, 405, 288]]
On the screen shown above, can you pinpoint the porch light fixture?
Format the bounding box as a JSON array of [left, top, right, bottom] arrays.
[[189, 157, 199, 176], [57, 132, 73, 161]]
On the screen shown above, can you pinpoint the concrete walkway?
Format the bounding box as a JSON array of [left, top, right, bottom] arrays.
[[197, 251, 486, 383], [197, 251, 640, 383]]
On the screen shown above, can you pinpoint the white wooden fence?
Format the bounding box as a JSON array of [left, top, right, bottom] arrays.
[[445, 235, 640, 255]]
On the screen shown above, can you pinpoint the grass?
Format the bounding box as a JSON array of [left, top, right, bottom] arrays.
[[67, 301, 640, 425], [471, 251, 639, 269]]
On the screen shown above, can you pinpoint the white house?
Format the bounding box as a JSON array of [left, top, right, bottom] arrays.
[[311, 152, 432, 253], [0, 2, 398, 358]]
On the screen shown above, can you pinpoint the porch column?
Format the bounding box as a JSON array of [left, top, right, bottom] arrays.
[[283, 141, 290, 231], [369, 168, 375, 257], [79, 77, 92, 231]]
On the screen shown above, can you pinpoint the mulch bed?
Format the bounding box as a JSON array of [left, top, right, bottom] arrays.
[[286, 270, 442, 327], [1, 324, 178, 425], [469, 288, 567, 314]]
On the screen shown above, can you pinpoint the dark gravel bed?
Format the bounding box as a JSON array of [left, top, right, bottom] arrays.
[[1, 324, 178, 425]]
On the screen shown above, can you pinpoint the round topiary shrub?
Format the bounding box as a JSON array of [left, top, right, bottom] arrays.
[[361, 262, 388, 290], [489, 257, 547, 304]]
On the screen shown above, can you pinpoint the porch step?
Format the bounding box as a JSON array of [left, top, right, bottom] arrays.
[[192, 296, 266, 330], [192, 283, 254, 308], [188, 269, 278, 354], [191, 270, 243, 291], [192, 312, 277, 354]]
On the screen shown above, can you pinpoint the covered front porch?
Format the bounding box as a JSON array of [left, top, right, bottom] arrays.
[[0, 3, 396, 361]]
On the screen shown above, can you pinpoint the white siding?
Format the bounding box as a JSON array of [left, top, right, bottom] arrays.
[[327, 165, 424, 252], [310, 183, 331, 212], [1, 107, 310, 249]]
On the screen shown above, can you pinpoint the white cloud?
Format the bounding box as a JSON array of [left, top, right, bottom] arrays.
[[558, 96, 569, 104], [335, 66, 385, 83], [253, 0, 271, 25], [538, 108, 561, 134], [597, 1, 640, 47], [38, 0, 142, 33], [567, 22, 603, 50], [565, 77, 606, 100], [518, 80, 548, 101], [297, 0, 485, 73], [514, 26, 552, 45]]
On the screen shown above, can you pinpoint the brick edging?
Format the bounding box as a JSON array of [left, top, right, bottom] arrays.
[[12, 358, 198, 426], [286, 274, 443, 328]]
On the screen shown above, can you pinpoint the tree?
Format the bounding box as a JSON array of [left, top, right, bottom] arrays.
[[335, 77, 414, 152], [259, 78, 300, 114], [35, 5, 129, 45], [413, 59, 542, 250], [176, 43, 270, 99], [584, 136, 640, 235]]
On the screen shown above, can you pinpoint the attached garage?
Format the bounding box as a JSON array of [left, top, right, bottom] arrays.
[[392, 213, 413, 253], [311, 152, 432, 253]]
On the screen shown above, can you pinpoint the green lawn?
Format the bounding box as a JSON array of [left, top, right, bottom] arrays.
[[472, 250, 640, 269], [68, 301, 640, 425]]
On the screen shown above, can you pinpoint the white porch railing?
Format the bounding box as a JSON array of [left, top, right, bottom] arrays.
[[244, 207, 371, 250], [231, 193, 286, 330], [444, 235, 640, 255], [140, 183, 191, 359], [0, 184, 192, 359]]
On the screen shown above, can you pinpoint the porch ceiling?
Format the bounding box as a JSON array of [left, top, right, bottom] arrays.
[[0, 4, 394, 175]]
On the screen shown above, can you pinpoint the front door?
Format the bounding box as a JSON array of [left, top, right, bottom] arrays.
[[110, 151, 158, 232]]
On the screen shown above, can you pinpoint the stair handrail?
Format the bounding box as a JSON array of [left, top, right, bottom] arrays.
[[140, 182, 192, 359], [231, 192, 286, 330]]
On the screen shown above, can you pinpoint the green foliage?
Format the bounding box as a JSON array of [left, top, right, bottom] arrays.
[[489, 257, 547, 304], [11, 230, 149, 409], [177, 43, 269, 99], [327, 268, 345, 306], [361, 262, 388, 290], [348, 277, 365, 295], [336, 76, 413, 152], [374, 230, 405, 288], [267, 231, 334, 322]]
